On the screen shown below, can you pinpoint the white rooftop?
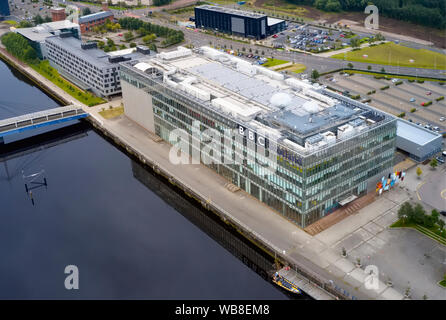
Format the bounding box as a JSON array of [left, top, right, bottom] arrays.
[[397, 119, 441, 146], [125, 46, 392, 154]]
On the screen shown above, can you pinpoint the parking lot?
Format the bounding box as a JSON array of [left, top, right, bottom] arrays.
[[8, 0, 53, 22], [271, 22, 364, 53], [321, 73, 446, 132]]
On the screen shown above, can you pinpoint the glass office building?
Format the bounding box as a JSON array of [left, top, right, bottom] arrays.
[[120, 47, 396, 228], [194, 5, 286, 39], [0, 0, 10, 18]]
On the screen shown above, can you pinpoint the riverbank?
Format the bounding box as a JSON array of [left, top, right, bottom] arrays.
[[0, 45, 401, 300]]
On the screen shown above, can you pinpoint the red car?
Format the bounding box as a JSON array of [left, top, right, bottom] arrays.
[[118, 33, 123, 37], [272, 34, 278, 38], [426, 91, 432, 95]]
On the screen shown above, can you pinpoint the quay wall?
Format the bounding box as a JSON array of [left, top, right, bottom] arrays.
[[0, 48, 344, 300]]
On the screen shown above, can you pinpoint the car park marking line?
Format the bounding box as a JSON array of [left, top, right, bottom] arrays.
[[416, 181, 426, 201]]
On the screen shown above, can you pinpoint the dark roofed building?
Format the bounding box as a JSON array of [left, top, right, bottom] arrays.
[[194, 5, 286, 39]]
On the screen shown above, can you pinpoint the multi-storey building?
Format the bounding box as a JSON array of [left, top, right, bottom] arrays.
[[0, 0, 10, 18], [119, 46, 396, 228], [14, 20, 81, 59], [46, 35, 151, 98], [78, 10, 114, 33], [194, 5, 286, 39], [50, 7, 66, 22]]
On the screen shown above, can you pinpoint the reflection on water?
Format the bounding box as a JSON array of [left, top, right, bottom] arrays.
[[0, 58, 290, 299]]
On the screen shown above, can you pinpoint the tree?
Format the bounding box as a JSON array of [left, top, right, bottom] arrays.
[[398, 202, 413, 222], [438, 219, 445, 231], [347, 62, 353, 68], [137, 27, 147, 37], [375, 33, 385, 41], [413, 203, 426, 224], [431, 209, 439, 224], [430, 158, 438, 169], [33, 14, 44, 25], [82, 7, 92, 16], [311, 69, 320, 80], [124, 31, 134, 41], [350, 37, 360, 49], [142, 33, 156, 45], [416, 167, 422, 178], [129, 42, 137, 48], [381, 67, 385, 73], [367, 65, 372, 70]]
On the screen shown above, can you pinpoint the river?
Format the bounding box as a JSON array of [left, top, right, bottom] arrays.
[[0, 58, 291, 299]]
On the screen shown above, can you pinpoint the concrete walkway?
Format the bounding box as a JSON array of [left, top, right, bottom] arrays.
[[0, 44, 413, 300], [317, 41, 389, 58]]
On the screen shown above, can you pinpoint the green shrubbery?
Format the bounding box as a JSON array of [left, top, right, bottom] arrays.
[[1, 32, 104, 106], [367, 90, 376, 95], [435, 96, 444, 101], [397, 112, 405, 118], [380, 85, 390, 90], [118, 17, 183, 47], [393, 202, 446, 241], [410, 108, 416, 113]]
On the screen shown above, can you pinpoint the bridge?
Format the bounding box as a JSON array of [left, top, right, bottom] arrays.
[[0, 105, 88, 143]]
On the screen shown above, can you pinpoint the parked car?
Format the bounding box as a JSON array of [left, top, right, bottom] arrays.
[[410, 98, 415, 102], [436, 156, 445, 164], [439, 117, 445, 122], [443, 151, 446, 157], [440, 211, 446, 217], [426, 91, 432, 95], [272, 34, 278, 38]]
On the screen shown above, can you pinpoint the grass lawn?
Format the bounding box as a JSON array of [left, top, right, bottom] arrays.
[[99, 106, 124, 119], [331, 42, 446, 69], [2, 20, 17, 25], [262, 58, 288, 67], [342, 70, 445, 83], [391, 218, 446, 245], [277, 63, 307, 74], [32, 60, 105, 107]]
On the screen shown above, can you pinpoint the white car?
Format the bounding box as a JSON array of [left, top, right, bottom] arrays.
[[440, 117, 445, 122]]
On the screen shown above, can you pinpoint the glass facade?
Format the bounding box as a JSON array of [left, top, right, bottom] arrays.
[[194, 7, 267, 39], [120, 64, 396, 228]]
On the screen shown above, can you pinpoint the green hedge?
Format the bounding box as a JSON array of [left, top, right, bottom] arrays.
[[398, 112, 406, 118], [380, 85, 390, 90], [435, 96, 444, 101], [422, 101, 432, 106]]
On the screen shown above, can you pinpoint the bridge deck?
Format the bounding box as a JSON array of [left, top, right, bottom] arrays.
[[0, 105, 88, 138]]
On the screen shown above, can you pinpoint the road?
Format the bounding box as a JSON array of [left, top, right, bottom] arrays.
[[49, 0, 445, 80]]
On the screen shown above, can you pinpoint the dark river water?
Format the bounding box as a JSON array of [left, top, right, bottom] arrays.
[[0, 59, 290, 299]]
